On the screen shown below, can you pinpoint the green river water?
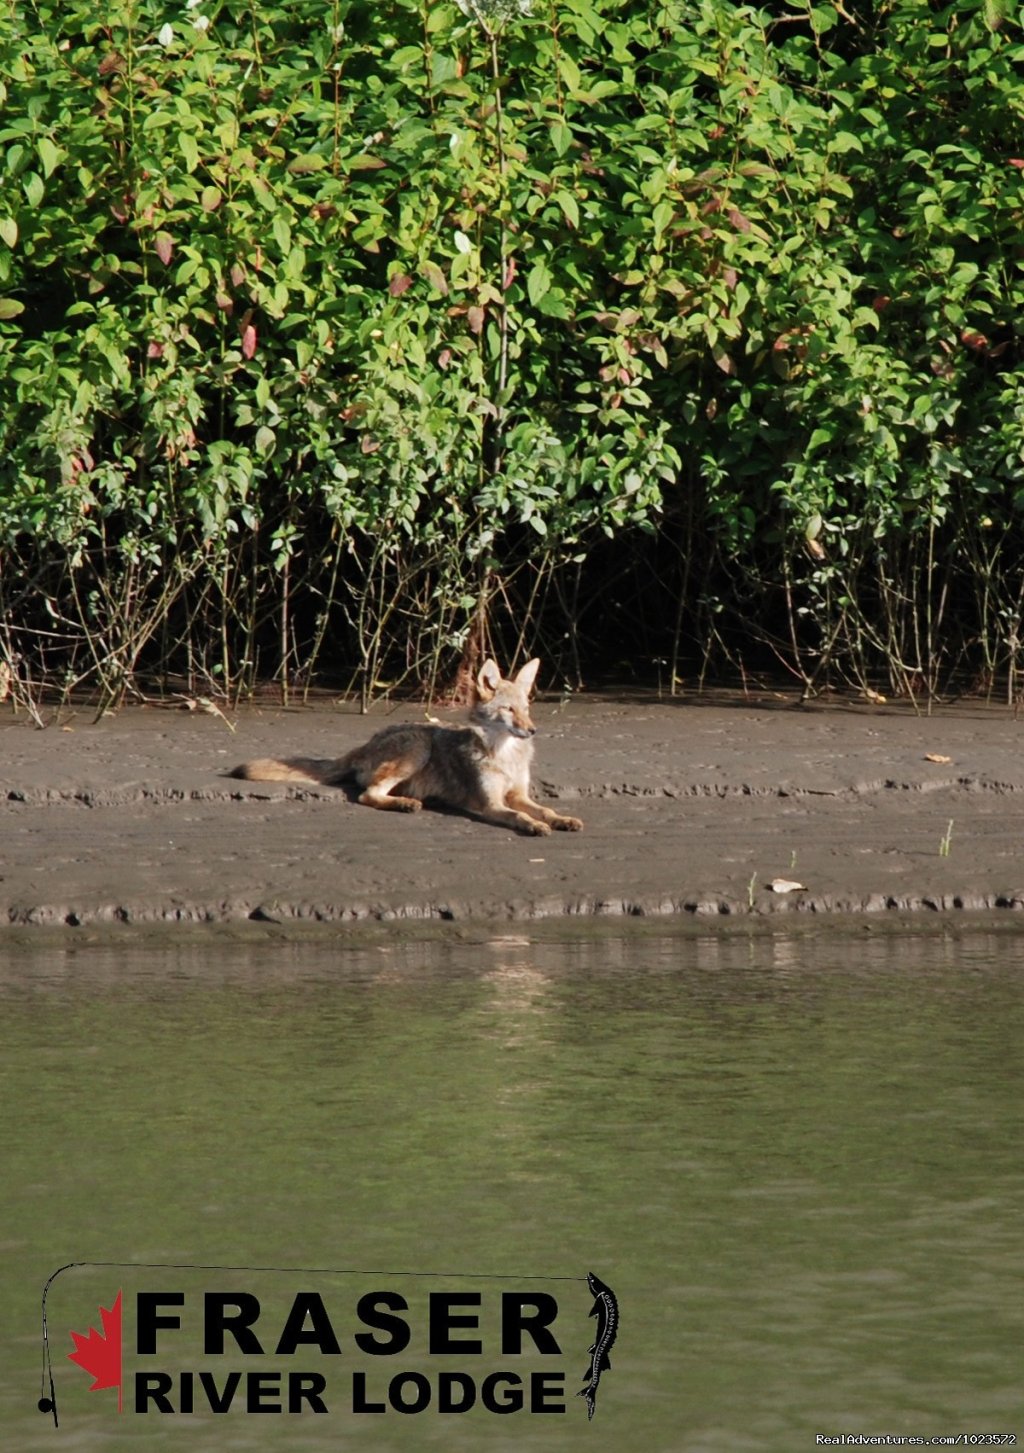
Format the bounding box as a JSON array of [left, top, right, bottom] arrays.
[[1, 924, 1021, 1450]]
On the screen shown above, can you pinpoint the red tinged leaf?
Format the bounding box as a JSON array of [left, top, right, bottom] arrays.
[[961, 329, 989, 352], [438, 348, 452, 370], [388, 273, 413, 297], [360, 435, 380, 454], [773, 325, 814, 355], [147, 340, 164, 358], [712, 343, 736, 376], [154, 231, 173, 265], [467, 304, 485, 335], [503, 256, 517, 291], [419, 260, 448, 295], [1009, 159, 1024, 168], [241, 324, 257, 359], [68, 1290, 123, 1410]]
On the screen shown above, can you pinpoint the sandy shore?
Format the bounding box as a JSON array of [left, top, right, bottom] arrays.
[[3, 690, 1024, 937]]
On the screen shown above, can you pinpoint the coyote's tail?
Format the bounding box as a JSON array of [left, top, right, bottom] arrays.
[[228, 755, 350, 785]]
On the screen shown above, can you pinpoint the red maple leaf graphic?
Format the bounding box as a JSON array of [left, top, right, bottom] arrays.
[[68, 1290, 122, 1410]]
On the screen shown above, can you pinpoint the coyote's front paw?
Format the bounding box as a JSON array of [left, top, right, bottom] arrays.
[[518, 818, 552, 836], [552, 815, 583, 832]]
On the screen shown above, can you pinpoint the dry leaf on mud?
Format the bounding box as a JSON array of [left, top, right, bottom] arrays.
[[924, 753, 952, 764], [175, 695, 236, 732], [768, 877, 807, 894], [0, 659, 10, 702], [863, 688, 886, 704]]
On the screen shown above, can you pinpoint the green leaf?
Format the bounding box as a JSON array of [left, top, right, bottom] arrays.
[[0, 297, 24, 318], [37, 136, 64, 177], [179, 131, 200, 173], [0, 217, 16, 248], [556, 52, 581, 92], [553, 191, 579, 229], [829, 131, 863, 155], [527, 260, 552, 307], [288, 154, 327, 174], [549, 118, 572, 158], [23, 172, 43, 209], [251, 178, 277, 212], [652, 200, 674, 237]]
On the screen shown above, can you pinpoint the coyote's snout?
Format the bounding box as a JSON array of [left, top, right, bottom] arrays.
[[229, 659, 583, 837]]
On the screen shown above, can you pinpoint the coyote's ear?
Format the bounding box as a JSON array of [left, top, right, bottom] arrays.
[[477, 659, 503, 699], [515, 658, 540, 693]]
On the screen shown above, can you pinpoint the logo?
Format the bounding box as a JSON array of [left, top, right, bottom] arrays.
[[67, 1289, 122, 1410], [39, 1262, 619, 1428]]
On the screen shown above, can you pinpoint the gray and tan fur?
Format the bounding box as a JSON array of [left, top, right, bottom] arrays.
[[229, 658, 583, 837]]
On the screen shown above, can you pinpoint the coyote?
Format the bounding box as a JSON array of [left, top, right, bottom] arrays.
[[230, 659, 583, 837]]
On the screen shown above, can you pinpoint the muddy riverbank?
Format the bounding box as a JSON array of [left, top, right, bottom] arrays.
[[3, 691, 1024, 935]]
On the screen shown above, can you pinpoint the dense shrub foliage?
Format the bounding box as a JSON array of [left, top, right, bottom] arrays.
[[1, 0, 1023, 706]]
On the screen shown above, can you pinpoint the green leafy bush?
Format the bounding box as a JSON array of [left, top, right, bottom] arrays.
[[1, 0, 1022, 705]]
